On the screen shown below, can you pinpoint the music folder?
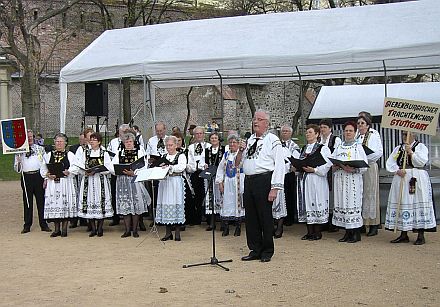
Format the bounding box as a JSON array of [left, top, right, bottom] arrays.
[[114, 157, 146, 175], [134, 166, 170, 182], [75, 163, 108, 174], [150, 156, 171, 167], [86, 165, 108, 174], [147, 154, 161, 166], [46, 162, 66, 179], [199, 165, 217, 179], [329, 158, 369, 169], [288, 153, 327, 169]]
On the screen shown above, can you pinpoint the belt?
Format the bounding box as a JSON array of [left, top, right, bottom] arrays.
[[169, 173, 182, 177], [245, 171, 273, 179], [23, 170, 40, 175]]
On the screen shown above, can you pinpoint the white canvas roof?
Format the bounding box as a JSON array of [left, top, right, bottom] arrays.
[[59, 0, 440, 131], [309, 82, 440, 119]]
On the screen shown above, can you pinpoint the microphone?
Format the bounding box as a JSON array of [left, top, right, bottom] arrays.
[[239, 132, 252, 153]]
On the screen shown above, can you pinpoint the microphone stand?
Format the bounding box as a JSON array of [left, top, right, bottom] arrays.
[[183, 148, 232, 271]]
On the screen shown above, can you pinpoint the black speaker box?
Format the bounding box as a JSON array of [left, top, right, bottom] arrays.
[[85, 82, 108, 116]]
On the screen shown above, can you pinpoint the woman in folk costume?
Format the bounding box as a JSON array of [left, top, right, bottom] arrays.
[[156, 136, 187, 241], [215, 134, 245, 237], [204, 132, 225, 231], [296, 124, 332, 241], [173, 131, 192, 232], [356, 115, 383, 237], [73, 132, 113, 237], [40, 133, 77, 237], [332, 121, 368, 243], [272, 125, 300, 239], [108, 132, 150, 238], [385, 131, 436, 245]]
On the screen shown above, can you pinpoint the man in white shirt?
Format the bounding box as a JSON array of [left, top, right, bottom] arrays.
[[107, 123, 131, 226], [145, 121, 168, 225], [236, 110, 285, 263], [14, 130, 51, 233], [146, 121, 168, 158], [132, 125, 145, 149], [186, 126, 211, 225], [279, 124, 300, 228]]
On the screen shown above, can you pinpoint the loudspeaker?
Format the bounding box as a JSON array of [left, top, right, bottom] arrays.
[[85, 82, 108, 116]]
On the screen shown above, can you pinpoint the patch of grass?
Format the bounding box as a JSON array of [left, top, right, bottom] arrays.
[[0, 154, 20, 181]]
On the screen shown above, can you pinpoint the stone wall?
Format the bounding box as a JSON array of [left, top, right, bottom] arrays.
[[10, 77, 312, 140]]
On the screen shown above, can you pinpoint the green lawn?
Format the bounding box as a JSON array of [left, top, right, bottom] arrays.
[[0, 154, 20, 181]]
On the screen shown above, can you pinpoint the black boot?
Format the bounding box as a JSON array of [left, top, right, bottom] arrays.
[[97, 220, 104, 237], [338, 230, 350, 242], [234, 222, 241, 237], [390, 231, 409, 243], [274, 218, 284, 239], [302, 224, 313, 240], [367, 225, 378, 237], [161, 225, 173, 241], [414, 230, 425, 245], [328, 215, 339, 232], [311, 224, 322, 240], [88, 219, 97, 237], [139, 217, 147, 231], [347, 228, 361, 243], [222, 221, 229, 236]]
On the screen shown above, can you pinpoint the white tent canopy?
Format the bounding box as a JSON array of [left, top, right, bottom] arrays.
[[309, 82, 440, 120], [59, 0, 440, 132]]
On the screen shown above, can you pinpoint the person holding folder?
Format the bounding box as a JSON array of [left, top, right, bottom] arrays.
[[356, 114, 383, 237], [108, 132, 150, 238], [40, 133, 77, 237], [155, 136, 187, 241], [73, 132, 113, 237], [296, 124, 332, 241], [331, 121, 368, 243]]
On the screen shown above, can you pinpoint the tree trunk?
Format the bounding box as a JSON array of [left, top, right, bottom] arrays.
[[184, 87, 193, 137], [122, 77, 131, 124], [244, 84, 256, 118], [21, 64, 41, 133]]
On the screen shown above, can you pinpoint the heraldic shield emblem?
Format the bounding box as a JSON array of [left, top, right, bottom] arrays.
[[0, 117, 29, 154]]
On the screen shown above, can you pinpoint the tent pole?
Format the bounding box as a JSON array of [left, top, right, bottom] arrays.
[[295, 66, 305, 135], [216, 70, 224, 135], [382, 60, 388, 97], [59, 82, 67, 133]]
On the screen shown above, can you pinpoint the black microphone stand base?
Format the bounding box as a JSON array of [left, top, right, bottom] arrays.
[[183, 257, 232, 271], [182, 169, 232, 271]]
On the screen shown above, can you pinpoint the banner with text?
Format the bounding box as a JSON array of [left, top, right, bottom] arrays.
[[381, 97, 440, 136], [0, 117, 29, 154]]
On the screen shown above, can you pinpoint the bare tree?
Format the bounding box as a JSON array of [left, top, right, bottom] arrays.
[[244, 84, 256, 118], [90, 0, 185, 124], [184, 86, 193, 136], [0, 0, 82, 132]]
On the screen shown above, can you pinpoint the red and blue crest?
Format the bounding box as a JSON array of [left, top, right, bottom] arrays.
[[1, 117, 28, 154]]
